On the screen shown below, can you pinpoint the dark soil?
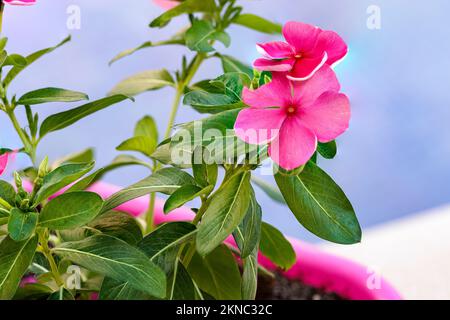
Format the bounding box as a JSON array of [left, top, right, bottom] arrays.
[[256, 272, 344, 300]]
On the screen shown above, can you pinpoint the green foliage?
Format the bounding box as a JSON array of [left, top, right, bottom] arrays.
[[7, 208, 38, 241], [260, 222, 296, 270], [232, 13, 282, 34], [186, 20, 230, 52], [17, 88, 89, 105], [109, 70, 174, 97]]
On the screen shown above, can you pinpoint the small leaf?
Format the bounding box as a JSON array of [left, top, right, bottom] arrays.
[[53, 234, 167, 298], [3, 54, 27, 67], [260, 222, 295, 270], [53, 148, 95, 167], [251, 176, 286, 205], [134, 115, 158, 142], [3, 36, 71, 89], [186, 20, 230, 53], [0, 180, 16, 206], [192, 147, 218, 188], [232, 189, 262, 258], [0, 235, 38, 299], [33, 162, 95, 205], [233, 14, 282, 34], [7, 209, 37, 242], [39, 191, 103, 230], [109, 70, 174, 97], [164, 184, 212, 214], [17, 87, 89, 105], [197, 171, 251, 255], [187, 245, 241, 300], [150, 0, 216, 28], [275, 161, 362, 244], [216, 54, 253, 79], [116, 136, 157, 158], [102, 167, 196, 213], [317, 140, 337, 159], [39, 95, 131, 138]]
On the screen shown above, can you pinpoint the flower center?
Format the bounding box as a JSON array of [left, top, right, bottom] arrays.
[[287, 106, 296, 114], [294, 53, 302, 59]]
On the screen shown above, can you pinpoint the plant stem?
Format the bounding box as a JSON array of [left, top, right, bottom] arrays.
[[6, 109, 35, 164], [0, 2, 4, 36], [38, 229, 64, 287], [144, 53, 206, 233]]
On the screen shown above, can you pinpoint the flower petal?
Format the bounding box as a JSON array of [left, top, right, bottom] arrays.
[[294, 65, 341, 107], [0, 154, 8, 176], [282, 21, 321, 53], [300, 92, 351, 142], [287, 52, 327, 81], [234, 108, 286, 145], [4, 0, 36, 5], [253, 58, 294, 72], [269, 116, 317, 170], [256, 42, 294, 59], [315, 30, 348, 66], [243, 72, 293, 109], [152, 0, 179, 10]]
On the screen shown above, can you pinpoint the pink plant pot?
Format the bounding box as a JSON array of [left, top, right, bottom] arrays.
[[87, 182, 402, 300]]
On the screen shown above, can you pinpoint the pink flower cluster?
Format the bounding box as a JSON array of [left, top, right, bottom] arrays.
[[235, 22, 350, 170]]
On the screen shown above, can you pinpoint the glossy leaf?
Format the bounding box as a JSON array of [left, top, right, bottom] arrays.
[[197, 171, 251, 255], [53, 234, 167, 298], [54, 148, 95, 167], [150, 0, 216, 28], [186, 20, 230, 52], [3, 54, 27, 67], [7, 208, 38, 241], [216, 54, 253, 79], [33, 162, 94, 205], [169, 261, 196, 300], [163, 184, 207, 214], [259, 222, 295, 270], [233, 13, 282, 34], [39, 95, 131, 138], [275, 161, 361, 244], [187, 245, 241, 300], [109, 69, 174, 97], [3, 36, 71, 89], [317, 140, 337, 159], [99, 277, 149, 300], [102, 167, 196, 213], [116, 136, 157, 158], [39, 191, 103, 230], [17, 87, 89, 105], [0, 235, 38, 299], [135, 115, 158, 142], [0, 180, 16, 206], [232, 189, 262, 258]]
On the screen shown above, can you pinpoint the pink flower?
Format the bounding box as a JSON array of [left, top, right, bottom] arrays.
[[152, 0, 180, 10], [234, 66, 350, 170], [254, 21, 348, 81], [3, 0, 36, 5], [0, 149, 16, 176]]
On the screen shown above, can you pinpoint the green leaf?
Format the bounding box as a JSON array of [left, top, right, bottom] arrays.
[[169, 260, 196, 300], [164, 184, 213, 214], [275, 161, 362, 244], [53, 148, 95, 167], [39, 95, 131, 138], [13, 283, 53, 300], [7, 208, 38, 241], [150, 0, 216, 28], [317, 140, 337, 159], [251, 176, 286, 205], [0, 235, 38, 299], [17, 87, 89, 105], [187, 244, 241, 300], [192, 147, 218, 188], [33, 162, 95, 205], [116, 136, 157, 158], [216, 54, 253, 79], [232, 189, 262, 258], [233, 13, 282, 34], [88, 211, 143, 246], [197, 171, 251, 255], [241, 248, 258, 300], [139, 222, 196, 273], [259, 222, 295, 270], [99, 277, 149, 300], [135, 115, 158, 142], [39, 191, 103, 230], [3, 54, 27, 67], [47, 287, 75, 300], [3, 36, 71, 89], [109, 70, 174, 97], [53, 234, 167, 298], [102, 167, 196, 213], [186, 20, 230, 52], [0, 180, 16, 206], [109, 36, 185, 65]]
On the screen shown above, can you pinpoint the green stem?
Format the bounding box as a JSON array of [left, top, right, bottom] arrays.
[[39, 230, 64, 287], [6, 109, 35, 164], [144, 192, 156, 234], [0, 2, 4, 36]]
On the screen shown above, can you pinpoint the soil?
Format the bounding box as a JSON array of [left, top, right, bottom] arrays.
[[256, 272, 344, 300]]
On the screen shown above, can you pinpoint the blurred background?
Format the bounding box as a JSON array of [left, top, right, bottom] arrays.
[[1, 0, 449, 243]]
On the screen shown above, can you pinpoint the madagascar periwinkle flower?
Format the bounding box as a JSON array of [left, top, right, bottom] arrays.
[[254, 21, 348, 81], [234, 66, 350, 170], [3, 0, 36, 5], [0, 149, 15, 175], [153, 0, 180, 10]]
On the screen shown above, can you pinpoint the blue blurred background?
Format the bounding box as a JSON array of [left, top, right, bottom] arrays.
[[1, 0, 449, 242]]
